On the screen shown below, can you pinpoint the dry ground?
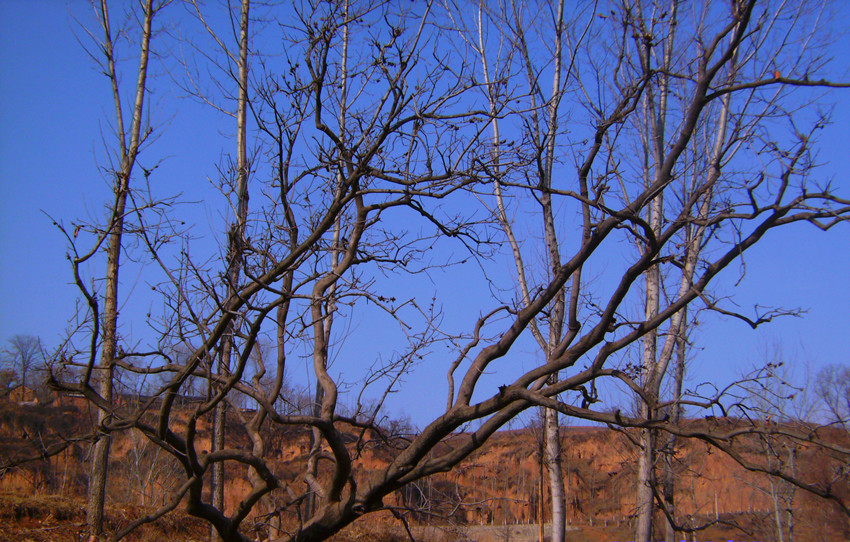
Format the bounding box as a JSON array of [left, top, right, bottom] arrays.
[[0, 493, 836, 542]]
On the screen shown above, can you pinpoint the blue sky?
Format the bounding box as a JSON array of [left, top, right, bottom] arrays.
[[1, 1, 849, 425], [0, 1, 227, 342], [0, 2, 108, 339]]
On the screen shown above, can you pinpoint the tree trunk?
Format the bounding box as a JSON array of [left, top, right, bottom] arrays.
[[545, 407, 566, 542], [772, 477, 785, 542], [636, 203, 661, 542], [87, 222, 119, 538], [86, 1, 156, 538], [305, 382, 324, 520], [538, 427, 545, 542], [635, 424, 655, 542], [636, 169, 663, 542], [211, 2, 250, 540], [663, 309, 687, 541], [210, 386, 227, 541], [87, 216, 123, 537], [788, 447, 796, 542]]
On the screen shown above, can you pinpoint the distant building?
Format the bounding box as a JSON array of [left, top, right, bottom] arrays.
[[52, 389, 89, 410], [8, 385, 38, 404]]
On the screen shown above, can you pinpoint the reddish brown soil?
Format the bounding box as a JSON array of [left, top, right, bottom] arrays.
[[1, 398, 848, 541]]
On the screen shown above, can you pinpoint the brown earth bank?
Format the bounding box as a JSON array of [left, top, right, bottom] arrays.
[[0, 396, 848, 541]]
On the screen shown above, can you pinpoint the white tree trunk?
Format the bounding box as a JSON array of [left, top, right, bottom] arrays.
[[545, 407, 566, 542], [663, 320, 686, 542], [635, 423, 655, 542]]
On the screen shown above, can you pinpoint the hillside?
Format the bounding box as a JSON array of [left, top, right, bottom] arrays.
[[0, 396, 848, 541]]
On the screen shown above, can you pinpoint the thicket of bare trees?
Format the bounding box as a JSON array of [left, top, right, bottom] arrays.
[[40, 1, 850, 541], [0, 335, 48, 395]]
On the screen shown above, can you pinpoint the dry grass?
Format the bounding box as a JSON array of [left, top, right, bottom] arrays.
[[0, 492, 207, 542]]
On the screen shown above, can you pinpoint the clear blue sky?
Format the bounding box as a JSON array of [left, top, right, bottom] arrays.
[[1, 1, 848, 425], [0, 0, 227, 344], [1, 2, 109, 340]]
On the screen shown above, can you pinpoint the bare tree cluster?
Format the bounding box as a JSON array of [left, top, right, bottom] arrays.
[[39, 1, 850, 541], [0, 335, 48, 397]]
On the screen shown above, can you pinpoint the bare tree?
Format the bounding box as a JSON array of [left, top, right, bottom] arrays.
[[180, 2, 253, 538], [49, 1, 850, 542], [627, 1, 734, 536], [817, 364, 850, 428], [737, 348, 818, 542], [1, 335, 48, 392], [619, 2, 843, 538], [446, 1, 578, 539], [54, 0, 169, 539], [659, 311, 687, 542]]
